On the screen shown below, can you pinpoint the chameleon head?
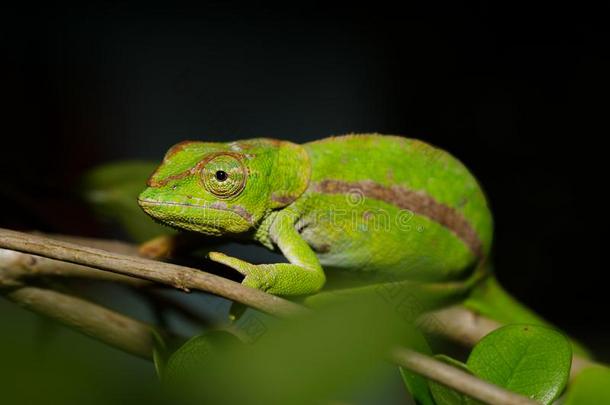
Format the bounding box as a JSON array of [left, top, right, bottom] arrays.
[[138, 139, 309, 236]]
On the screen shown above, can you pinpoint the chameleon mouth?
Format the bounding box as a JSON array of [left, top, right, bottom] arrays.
[[137, 198, 254, 227]]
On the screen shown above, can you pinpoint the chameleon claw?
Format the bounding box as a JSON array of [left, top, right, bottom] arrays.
[[208, 251, 275, 292], [208, 251, 249, 276], [207, 251, 226, 262]]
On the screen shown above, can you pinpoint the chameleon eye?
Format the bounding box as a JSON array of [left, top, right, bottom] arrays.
[[200, 153, 247, 198], [215, 170, 228, 182]]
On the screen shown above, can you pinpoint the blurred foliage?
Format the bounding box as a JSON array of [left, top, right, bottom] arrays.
[[159, 293, 418, 405], [427, 355, 472, 405], [0, 300, 164, 405], [162, 330, 242, 383], [80, 161, 173, 242], [564, 365, 610, 404], [398, 330, 436, 405]]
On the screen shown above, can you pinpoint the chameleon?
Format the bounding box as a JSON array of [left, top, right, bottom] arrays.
[[137, 134, 494, 301]]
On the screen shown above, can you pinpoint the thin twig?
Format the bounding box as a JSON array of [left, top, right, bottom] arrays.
[[391, 347, 539, 405], [0, 228, 600, 401], [0, 228, 305, 317], [0, 247, 150, 286], [421, 305, 595, 380], [4, 285, 156, 358], [0, 247, 221, 330], [419, 304, 502, 346]]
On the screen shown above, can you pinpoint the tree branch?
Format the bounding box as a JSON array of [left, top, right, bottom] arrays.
[[4, 284, 156, 359], [420, 305, 595, 380], [2, 277, 538, 404], [390, 347, 538, 405], [0, 228, 305, 317], [0, 227, 601, 403], [0, 246, 150, 287], [0, 249, 538, 405]]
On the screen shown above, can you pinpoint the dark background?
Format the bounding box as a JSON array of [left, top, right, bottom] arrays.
[[1, 0, 608, 388]]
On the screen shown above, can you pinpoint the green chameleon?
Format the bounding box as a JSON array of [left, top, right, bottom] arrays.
[[134, 133, 597, 355], [137, 134, 507, 308]]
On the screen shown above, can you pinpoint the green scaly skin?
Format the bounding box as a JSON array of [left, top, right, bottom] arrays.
[[138, 134, 597, 358], [138, 134, 493, 298]]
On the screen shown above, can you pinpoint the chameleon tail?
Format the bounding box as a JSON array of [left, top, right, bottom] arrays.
[[465, 273, 592, 358], [465, 274, 549, 325]]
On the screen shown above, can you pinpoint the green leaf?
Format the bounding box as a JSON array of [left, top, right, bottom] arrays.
[[564, 365, 610, 404], [400, 367, 436, 405], [466, 324, 572, 404], [399, 331, 435, 405], [163, 330, 241, 386], [151, 329, 168, 379], [80, 161, 173, 242], [427, 355, 475, 405], [164, 294, 418, 404]]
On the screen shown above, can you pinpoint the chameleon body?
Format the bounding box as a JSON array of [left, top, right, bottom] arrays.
[[138, 134, 493, 297]]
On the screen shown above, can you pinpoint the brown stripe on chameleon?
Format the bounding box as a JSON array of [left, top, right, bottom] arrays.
[[271, 193, 299, 205], [209, 201, 253, 223], [311, 179, 483, 258], [147, 169, 192, 187]]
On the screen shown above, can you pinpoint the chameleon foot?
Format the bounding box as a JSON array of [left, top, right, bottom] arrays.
[[208, 252, 277, 292]]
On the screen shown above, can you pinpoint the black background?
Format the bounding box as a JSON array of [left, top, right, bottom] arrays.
[[2, 2, 608, 359]]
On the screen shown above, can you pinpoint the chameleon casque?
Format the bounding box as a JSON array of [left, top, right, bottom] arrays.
[[138, 134, 494, 301]]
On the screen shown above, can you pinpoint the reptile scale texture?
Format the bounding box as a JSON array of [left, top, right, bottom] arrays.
[[138, 134, 493, 298]]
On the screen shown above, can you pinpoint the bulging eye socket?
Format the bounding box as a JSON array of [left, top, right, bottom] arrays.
[[200, 153, 247, 198]]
